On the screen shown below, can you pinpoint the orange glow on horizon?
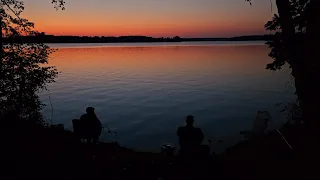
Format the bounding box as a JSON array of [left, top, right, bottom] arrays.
[[22, 0, 275, 38], [35, 21, 265, 37]]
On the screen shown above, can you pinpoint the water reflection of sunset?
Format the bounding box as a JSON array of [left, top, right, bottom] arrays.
[[49, 45, 271, 78]]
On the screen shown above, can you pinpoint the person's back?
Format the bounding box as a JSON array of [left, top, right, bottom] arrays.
[[80, 107, 102, 143], [177, 115, 204, 151], [177, 126, 203, 149]]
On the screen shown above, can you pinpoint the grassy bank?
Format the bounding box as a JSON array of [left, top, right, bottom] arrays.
[[5, 119, 318, 179]]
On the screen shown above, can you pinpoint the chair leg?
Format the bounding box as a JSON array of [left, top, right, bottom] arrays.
[[92, 137, 98, 144]]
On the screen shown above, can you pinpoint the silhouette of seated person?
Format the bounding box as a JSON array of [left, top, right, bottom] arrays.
[[177, 115, 204, 154], [80, 107, 102, 144]]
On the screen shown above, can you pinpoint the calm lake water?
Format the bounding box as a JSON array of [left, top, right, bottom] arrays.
[[39, 41, 295, 152]]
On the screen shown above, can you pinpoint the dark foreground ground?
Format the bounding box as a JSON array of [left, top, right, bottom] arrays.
[[4, 121, 320, 179]]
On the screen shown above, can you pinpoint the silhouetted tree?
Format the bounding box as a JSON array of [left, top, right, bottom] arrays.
[[264, 0, 308, 113], [173, 36, 181, 42], [0, 0, 65, 124], [247, 0, 320, 128]]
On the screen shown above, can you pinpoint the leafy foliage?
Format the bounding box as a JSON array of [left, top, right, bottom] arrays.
[[0, 0, 64, 123], [264, 0, 310, 71], [51, 0, 66, 10], [244, 0, 252, 5]]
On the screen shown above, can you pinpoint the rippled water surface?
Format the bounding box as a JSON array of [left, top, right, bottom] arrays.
[[39, 42, 295, 152]]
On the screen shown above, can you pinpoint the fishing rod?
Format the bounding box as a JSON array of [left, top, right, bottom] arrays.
[[269, 119, 293, 150], [101, 123, 118, 136]]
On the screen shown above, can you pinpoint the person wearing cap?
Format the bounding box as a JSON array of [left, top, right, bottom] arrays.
[[80, 107, 102, 144], [177, 115, 204, 152]]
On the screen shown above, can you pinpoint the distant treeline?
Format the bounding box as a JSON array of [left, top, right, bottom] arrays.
[[184, 35, 272, 42], [3, 33, 271, 43]]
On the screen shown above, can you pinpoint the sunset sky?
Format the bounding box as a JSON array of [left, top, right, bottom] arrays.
[[23, 0, 277, 38]]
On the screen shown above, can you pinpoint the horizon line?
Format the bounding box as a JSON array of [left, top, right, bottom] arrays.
[[36, 34, 269, 39]]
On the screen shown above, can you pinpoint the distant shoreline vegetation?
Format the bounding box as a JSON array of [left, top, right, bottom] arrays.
[[4, 33, 271, 43]]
